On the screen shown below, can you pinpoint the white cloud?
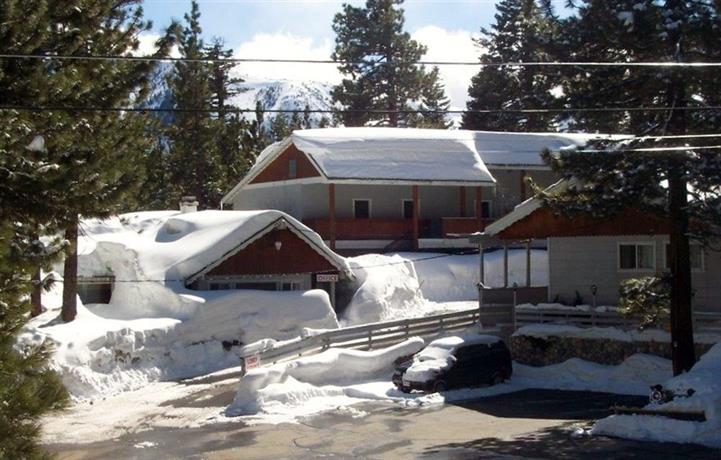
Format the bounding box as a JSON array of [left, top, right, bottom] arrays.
[[411, 25, 481, 110], [231, 33, 340, 84], [135, 32, 180, 58]]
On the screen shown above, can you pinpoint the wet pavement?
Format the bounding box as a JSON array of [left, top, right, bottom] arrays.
[[46, 389, 720, 459]]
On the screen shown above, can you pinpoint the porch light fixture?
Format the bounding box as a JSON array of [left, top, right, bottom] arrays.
[[274, 241, 282, 251]]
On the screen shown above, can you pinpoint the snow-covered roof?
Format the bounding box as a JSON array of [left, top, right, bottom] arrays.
[[483, 180, 567, 237], [79, 210, 350, 283], [222, 128, 617, 205], [292, 128, 495, 184]]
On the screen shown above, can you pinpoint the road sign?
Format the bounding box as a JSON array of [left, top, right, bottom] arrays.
[[316, 273, 339, 283], [244, 355, 261, 370]]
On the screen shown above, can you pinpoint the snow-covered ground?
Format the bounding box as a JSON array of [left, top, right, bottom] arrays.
[[592, 343, 721, 448], [341, 249, 547, 325]]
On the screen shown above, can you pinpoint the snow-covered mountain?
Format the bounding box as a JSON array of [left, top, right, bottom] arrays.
[[141, 62, 333, 127]]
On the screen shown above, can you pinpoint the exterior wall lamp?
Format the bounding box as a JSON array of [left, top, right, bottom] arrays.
[[274, 241, 282, 251]]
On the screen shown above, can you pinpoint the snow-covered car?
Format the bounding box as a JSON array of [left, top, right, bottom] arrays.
[[392, 334, 512, 393]]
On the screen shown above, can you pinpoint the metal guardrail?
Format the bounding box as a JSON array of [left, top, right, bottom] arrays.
[[241, 306, 721, 373], [240, 305, 511, 372], [515, 307, 721, 333]]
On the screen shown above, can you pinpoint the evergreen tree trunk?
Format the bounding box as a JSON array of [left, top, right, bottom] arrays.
[[61, 219, 79, 322], [31, 269, 42, 317], [664, 0, 695, 374], [30, 229, 42, 317], [668, 165, 695, 374]]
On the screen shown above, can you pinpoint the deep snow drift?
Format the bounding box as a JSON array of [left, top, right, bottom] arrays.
[[342, 249, 547, 325], [592, 343, 721, 448], [21, 211, 340, 399]]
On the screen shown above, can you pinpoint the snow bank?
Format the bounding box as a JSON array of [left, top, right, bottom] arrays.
[[514, 354, 672, 396], [227, 337, 425, 416], [343, 250, 548, 325], [343, 254, 427, 325], [21, 283, 338, 399], [592, 343, 721, 448]]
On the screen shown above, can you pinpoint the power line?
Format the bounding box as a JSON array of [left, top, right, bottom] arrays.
[[2, 53, 721, 67], [576, 144, 721, 153], [2, 105, 721, 115]]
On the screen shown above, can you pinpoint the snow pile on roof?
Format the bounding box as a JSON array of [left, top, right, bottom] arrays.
[[292, 128, 495, 183], [342, 250, 548, 325], [19, 285, 338, 400], [73, 210, 348, 320], [403, 334, 501, 385], [227, 337, 426, 417], [592, 343, 721, 448]]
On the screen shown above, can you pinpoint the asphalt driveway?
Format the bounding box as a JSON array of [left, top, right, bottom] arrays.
[[46, 389, 719, 460]]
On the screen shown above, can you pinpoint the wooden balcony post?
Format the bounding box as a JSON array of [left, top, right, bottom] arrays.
[[459, 187, 466, 218], [526, 239, 532, 288], [475, 186, 483, 230], [328, 183, 336, 250], [503, 243, 509, 288], [412, 185, 419, 250]]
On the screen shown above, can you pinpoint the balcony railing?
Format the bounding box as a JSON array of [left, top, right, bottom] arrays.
[[303, 217, 495, 240]]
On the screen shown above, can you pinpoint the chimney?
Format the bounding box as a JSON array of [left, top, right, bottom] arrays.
[[179, 196, 199, 213]]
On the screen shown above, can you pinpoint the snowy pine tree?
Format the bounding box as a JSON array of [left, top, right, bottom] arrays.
[[331, 0, 446, 127], [462, 0, 561, 131], [542, 0, 721, 374]]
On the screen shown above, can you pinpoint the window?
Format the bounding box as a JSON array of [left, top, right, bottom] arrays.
[[234, 282, 277, 291], [353, 199, 371, 219], [665, 243, 704, 271], [288, 158, 297, 179], [402, 199, 418, 219], [474, 200, 492, 219], [209, 282, 231, 290], [619, 243, 655, 270], [481, 201, 491, 219]]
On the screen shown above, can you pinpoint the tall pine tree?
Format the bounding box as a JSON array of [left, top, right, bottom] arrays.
[[542, 0, 721, 374], [462, 0, 560, 131], [331, 0, 446, 127], [165, 0, 222, 209]]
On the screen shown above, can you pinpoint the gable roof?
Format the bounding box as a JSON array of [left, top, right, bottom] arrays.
[[80, 210, 350, 283], [484, 180, 671, 240], [222, 127, 618, 205]]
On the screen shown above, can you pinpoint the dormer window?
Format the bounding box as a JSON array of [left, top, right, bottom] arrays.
[[288, 158, 297, 178]]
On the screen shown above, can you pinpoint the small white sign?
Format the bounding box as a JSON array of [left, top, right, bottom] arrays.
[[244, 355, 261, 370], [316, 273, 339, 283]]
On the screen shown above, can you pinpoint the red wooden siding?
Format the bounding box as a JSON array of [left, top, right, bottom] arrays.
[[497, 207, 671, 240], [250, 144, 321, 184], [206, 228, 338, 276]]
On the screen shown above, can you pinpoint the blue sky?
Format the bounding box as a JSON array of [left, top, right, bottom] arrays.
[[142, 1, 503, 45], [138, 1, 569, 109]]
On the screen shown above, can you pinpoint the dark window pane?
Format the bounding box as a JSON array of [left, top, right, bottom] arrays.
[[354, 200, 370, 219], [481, 201, 491, 218], [403, 200, 414, 219], [619, 244, 637, 269]]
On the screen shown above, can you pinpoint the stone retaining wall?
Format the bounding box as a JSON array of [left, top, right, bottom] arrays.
[[510, 334, 715, 366]]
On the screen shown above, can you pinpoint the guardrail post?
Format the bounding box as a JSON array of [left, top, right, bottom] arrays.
[[404, 322, 410, 339], [368, 330, 373, 350], [439, 317, 445, 332]]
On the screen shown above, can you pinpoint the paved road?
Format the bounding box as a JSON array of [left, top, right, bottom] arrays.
[[46, 389, 719, 460]]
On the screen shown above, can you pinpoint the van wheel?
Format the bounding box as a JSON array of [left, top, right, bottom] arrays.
[[433, 380, 447, 393]]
